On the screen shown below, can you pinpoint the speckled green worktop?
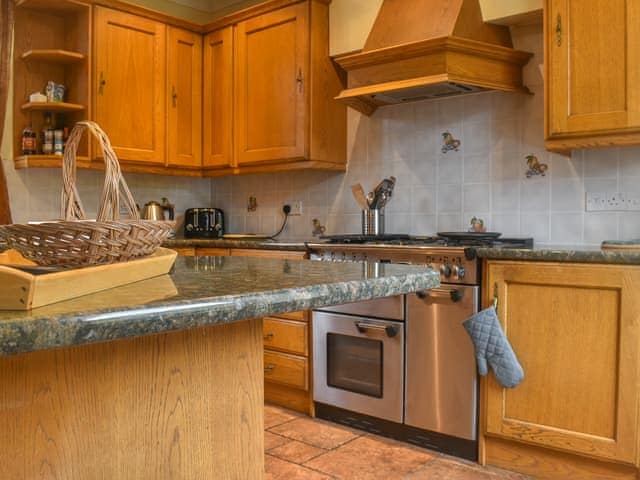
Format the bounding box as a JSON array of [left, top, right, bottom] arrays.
[[476, 245, 640, 265], [0, 256, 439, 356], [163, 237, 309, 251]]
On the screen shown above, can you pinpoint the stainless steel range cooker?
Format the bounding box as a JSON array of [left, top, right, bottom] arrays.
[[308, 233, 532, 461]]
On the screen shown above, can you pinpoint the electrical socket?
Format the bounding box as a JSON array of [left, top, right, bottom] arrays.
[[586, 192, 640, 211], [289, 200, 303, 216]]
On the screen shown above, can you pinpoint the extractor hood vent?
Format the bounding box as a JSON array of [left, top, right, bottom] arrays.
[[333, 0, 533, 116]]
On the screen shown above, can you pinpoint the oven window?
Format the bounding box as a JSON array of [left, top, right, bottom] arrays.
[[326, 333, 383, 398]]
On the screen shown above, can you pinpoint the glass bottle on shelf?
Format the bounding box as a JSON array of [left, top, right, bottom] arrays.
[[21, 124, 36, 155], [41, 112, 54, 155]]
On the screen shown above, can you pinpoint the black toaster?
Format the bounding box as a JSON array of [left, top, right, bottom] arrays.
[[184, 208, 224, 238]]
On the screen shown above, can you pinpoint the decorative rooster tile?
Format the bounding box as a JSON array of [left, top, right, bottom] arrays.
[[441, 131, 461, 153], [525, 154, 548, 178]]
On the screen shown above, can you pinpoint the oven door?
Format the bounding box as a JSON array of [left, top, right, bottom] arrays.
[[313, 311, 404, 423]]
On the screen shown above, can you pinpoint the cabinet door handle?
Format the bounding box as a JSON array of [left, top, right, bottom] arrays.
[[171, 86, 177, 107], [296, 69, 303, 93], [556, 14, 562, 46], [99, 72, 106, 95], [264, 363, 275, 373], [264, 332, 274, 340]]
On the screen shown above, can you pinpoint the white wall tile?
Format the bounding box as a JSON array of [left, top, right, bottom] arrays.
[[437, 184, 462, 213], [463, 184, 490, 212], [550, 213, 583, 244], [550, 179, 584, 212], [584, 213, 618, 244]]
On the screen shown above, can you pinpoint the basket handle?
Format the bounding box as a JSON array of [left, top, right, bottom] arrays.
[[61, 121, 140, 222]]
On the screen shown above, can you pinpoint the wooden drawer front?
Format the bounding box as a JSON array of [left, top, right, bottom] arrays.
[[274, 310, 306, 322], [264, 351, 308, 390], [230, 248, 306, 260], [196, 247, 230, 256], [171, 247, 195, 256], [263, 317, 307, 355]]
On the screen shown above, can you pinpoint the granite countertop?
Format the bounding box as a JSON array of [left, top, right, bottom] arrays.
[[476, 245, 640, 265], [0, 256, 439, 356], [163, 237, 309, 251]]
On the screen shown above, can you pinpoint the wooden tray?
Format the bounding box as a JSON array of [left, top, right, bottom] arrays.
[[0, 247, 177, 310]]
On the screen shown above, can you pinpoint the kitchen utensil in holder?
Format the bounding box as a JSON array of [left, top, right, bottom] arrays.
[[0, 121, 172, 268], [362, 209, 385, 235]]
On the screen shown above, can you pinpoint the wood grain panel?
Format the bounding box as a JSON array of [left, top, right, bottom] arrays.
[[94, 6, 166, 164], [483, 261, 640, 464], [171, 246, 196, 256], [263, 317, 308, 355], [0, 320, 264, 480], [234, 2, 308, 165], [167, 26, 202, 169], [203, 26, 234, 169]]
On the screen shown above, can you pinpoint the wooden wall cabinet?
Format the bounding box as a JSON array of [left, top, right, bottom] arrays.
[[94, 7, 166, 165], [167, 27, 202, 170], [203, 0, 347, 176], [203, 27, 234, 171], [481, 260, 640, 479], [545, 0, 640, 154]]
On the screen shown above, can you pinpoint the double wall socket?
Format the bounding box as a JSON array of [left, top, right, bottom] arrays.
[[586, 192, 640, 211]]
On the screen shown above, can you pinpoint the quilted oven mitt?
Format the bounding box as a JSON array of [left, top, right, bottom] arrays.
[[462, 307, 524, 388]]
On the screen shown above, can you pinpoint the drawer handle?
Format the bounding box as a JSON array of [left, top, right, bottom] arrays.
[[264, 363, 276, 373], [417, 287, 463, 303], [264, 332, 274, 340]]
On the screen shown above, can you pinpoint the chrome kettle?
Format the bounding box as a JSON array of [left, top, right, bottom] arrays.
[[140, 197, 175, 221]]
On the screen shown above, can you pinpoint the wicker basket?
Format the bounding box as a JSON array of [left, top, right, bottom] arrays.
[[0, 121, 172, 268]]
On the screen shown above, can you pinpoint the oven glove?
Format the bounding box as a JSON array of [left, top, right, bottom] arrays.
[[462, 306, 524, 388]]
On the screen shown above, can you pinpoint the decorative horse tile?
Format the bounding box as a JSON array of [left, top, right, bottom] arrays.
[[525, 154, 548, 178], [441, 132, 461, 153]]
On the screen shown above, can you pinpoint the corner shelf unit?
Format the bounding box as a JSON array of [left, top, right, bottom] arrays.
[[13, 0, 91, 165]]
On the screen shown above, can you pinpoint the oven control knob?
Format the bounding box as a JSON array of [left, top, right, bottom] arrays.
[[185, 223, 194, 231], [440, 264, 452, 277], [453, 266, 465, 279]]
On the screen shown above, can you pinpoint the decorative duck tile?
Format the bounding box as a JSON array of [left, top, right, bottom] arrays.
[[441, 131, 461, 153], [525, 154, 548, 178]]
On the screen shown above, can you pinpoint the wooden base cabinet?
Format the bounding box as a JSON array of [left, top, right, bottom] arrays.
[[545, 0, 640, 154], [481, 260, 640, 479]]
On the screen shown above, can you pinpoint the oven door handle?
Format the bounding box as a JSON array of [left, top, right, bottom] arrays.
[[354, 322, 398, 338], [416, 287, 463, 303]]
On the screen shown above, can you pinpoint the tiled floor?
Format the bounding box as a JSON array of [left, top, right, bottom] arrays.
[[264, 404, 531, 480]]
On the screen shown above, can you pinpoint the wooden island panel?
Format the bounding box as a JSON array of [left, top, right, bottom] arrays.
[[0, 319, 264, 479]]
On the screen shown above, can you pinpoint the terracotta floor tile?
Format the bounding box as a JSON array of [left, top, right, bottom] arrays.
[[265, 454, 335, 480], [404, 457, 531, 479], [265, 431, 290, 451], [264, 403, 300, 429], [269, 439, 326, 464], [304, 434, 436, 479], [268, 417, 362, 449]]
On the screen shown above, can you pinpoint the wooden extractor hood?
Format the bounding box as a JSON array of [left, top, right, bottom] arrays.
[[334, 0, 533, 115]]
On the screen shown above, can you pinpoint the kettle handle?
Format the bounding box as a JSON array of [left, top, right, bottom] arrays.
[[161, 197, 175, 221]]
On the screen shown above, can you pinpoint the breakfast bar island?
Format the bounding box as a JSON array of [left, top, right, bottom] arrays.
[[0, 255, 438, 479]]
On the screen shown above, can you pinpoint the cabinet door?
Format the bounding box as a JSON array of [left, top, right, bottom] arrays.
[[484, 261, 640, 463], [203, 27, 234, 169], [167, 27, 202, 169], [234, 3, 309, 165], [94, 7, 166, 164], [546, 0, 640, 137]]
